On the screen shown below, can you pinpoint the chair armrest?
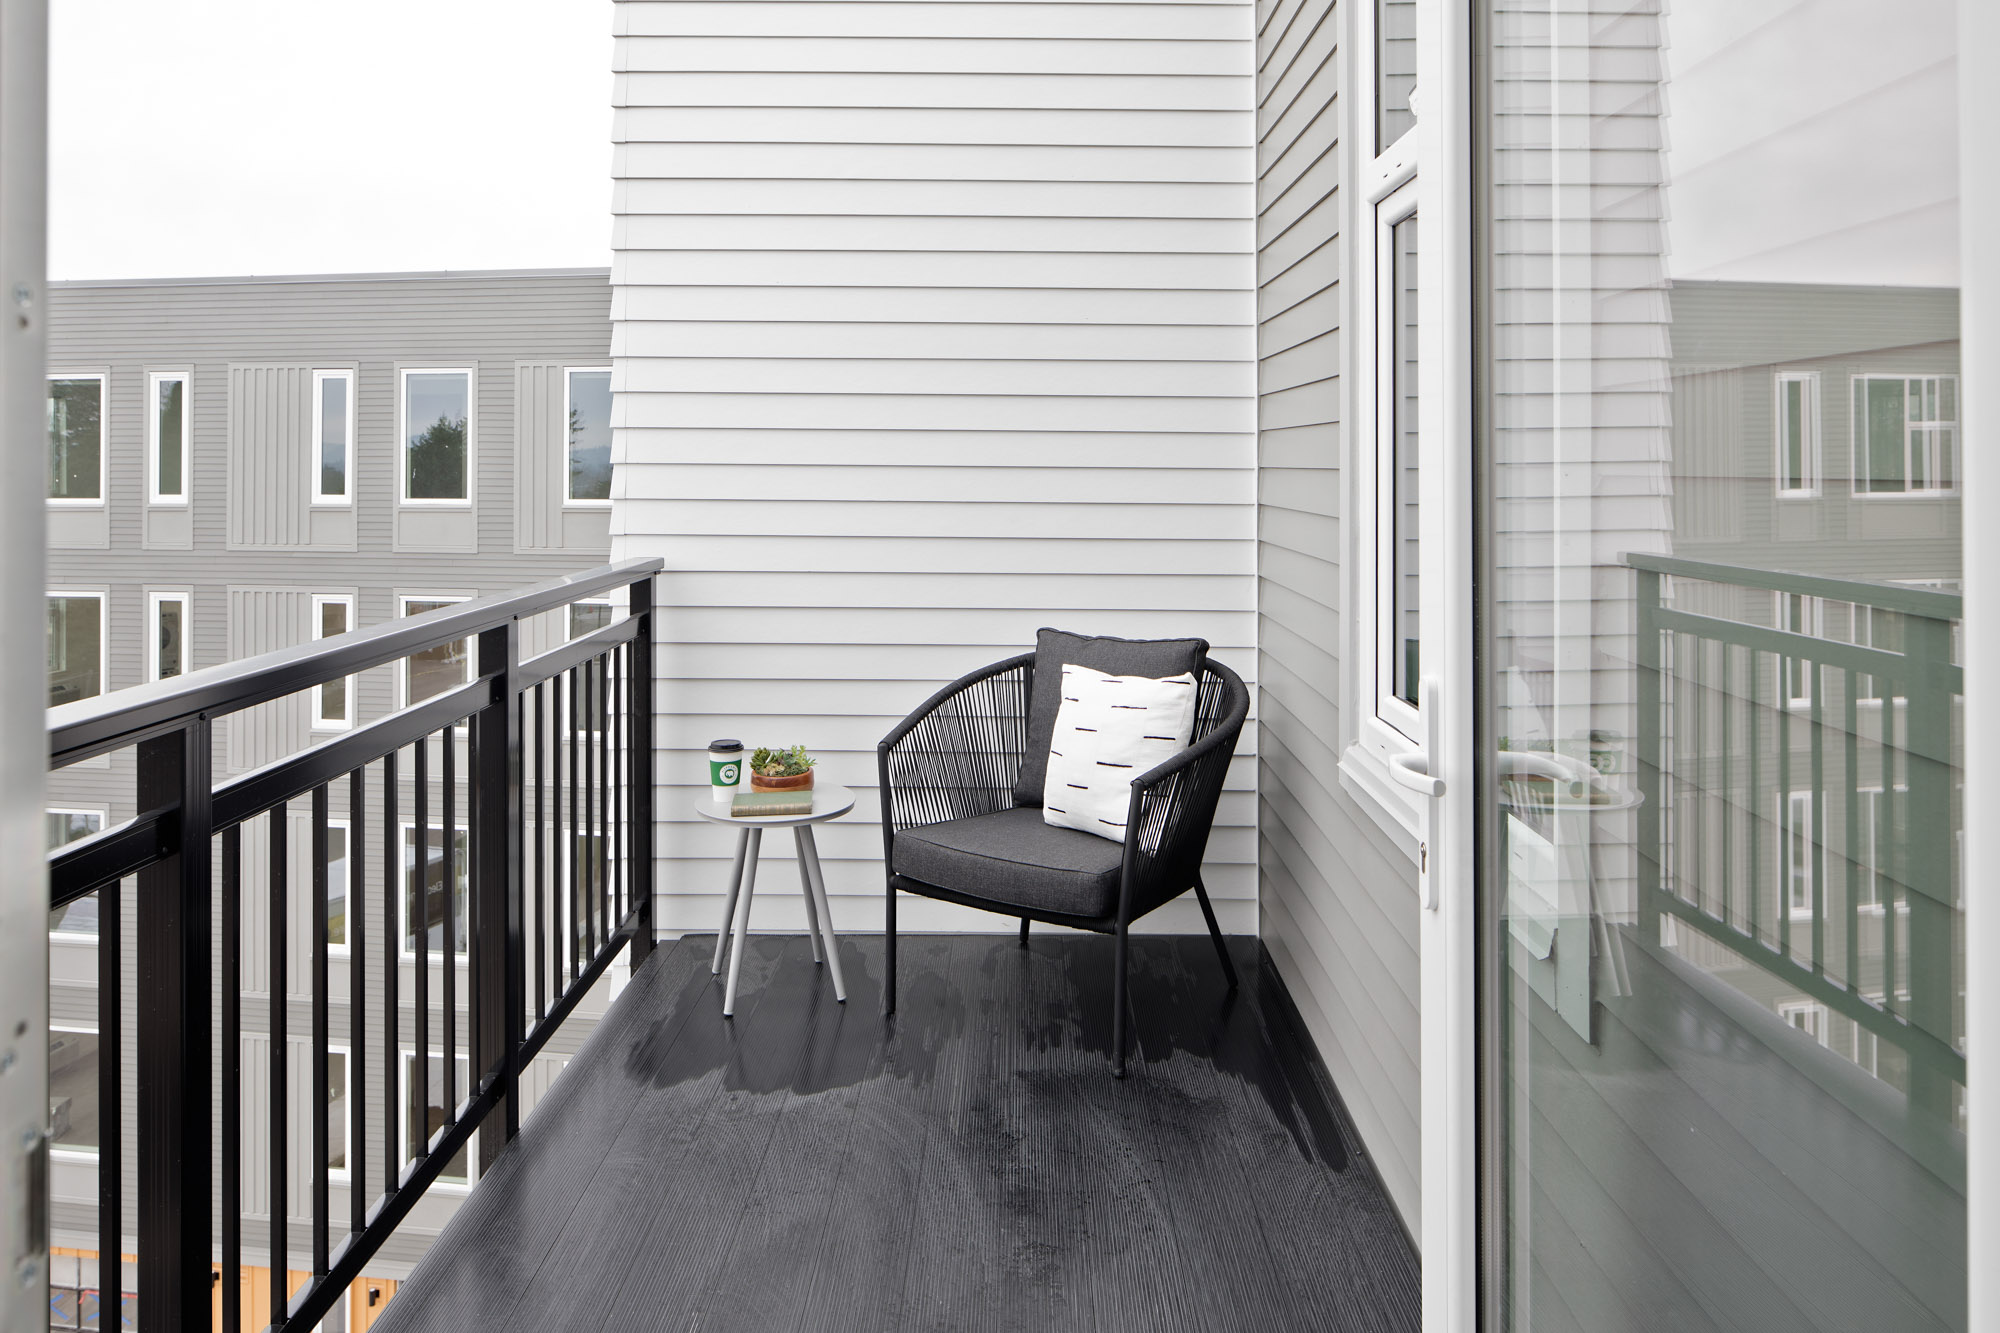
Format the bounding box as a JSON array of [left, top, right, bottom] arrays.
[[877, 653, 1034, 841], [1118, 664, 1249, 915]]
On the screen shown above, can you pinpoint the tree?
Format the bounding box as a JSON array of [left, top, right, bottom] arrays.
[[408, 413, 467, 500]]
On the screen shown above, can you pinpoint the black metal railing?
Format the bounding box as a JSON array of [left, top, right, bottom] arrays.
[[46, 559, 661, 1332], [1631, 553, 1963, 1115]]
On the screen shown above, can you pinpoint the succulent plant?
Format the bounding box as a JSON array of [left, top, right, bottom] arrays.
[[750, 744, 814, 777]]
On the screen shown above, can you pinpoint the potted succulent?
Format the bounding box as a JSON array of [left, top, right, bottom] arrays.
[[750, 744, 815, 792]]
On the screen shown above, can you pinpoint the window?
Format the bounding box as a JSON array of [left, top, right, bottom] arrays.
[[1382, 203, 1421, 716], [1781, 790, 1819, 919], [1376, 0, 1416, 153], [567, 599, 612, 641], [1776, 592, 1822, 708], [401, 823, 469, 958], [314, 370, 354, 503], [564, 367, 613, 504], [1853, 374, 1957, 495], [1778, 1000, 1829, 1047], [326, 1049, 351, 1181], [398, 595, 469, 706], [400, 368, 472, 503], [327, 820, 351, 953], [147, 371, 189, 504], [48, 1027, 100, 1155], [47, 375, 104, 503], [46, 592, 104, 707], [147, 591, 188, 682], [312, 594, 356, 728], [47, 810, 105, 935], [401, 1050, 473, 1186], [1775, 371, 1820, 496]]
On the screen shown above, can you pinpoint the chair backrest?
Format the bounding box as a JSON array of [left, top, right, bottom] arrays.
[[1191, 657, 1250, 749]]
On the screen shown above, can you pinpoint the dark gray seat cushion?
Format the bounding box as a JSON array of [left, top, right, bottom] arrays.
[[893, 807, 1127, 919], [1013, 627, 1208, 806]]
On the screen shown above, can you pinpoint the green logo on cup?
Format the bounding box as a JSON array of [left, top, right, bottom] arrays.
[[712, 759, 740, 786]]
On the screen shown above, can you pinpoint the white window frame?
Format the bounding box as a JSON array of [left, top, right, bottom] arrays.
[[1774, 370, 1820, 498], [47, 808, 107, 939], [1778, 999, 1830, 1047], [145, 589, 190, 683], [1775, 591, 1823, 709], [1781, 790, 1821, 920], [399, 1048, 476, 1193], [47, 1023, 101, 1162], [565, 598, 614, 644], [562, 365, 614, 508], [46, 588, 107, 706], [312, 369, 356, 506], [1850, 372, 1959, 498], [1371, 178, 1424, 745], [325, 1044, 353, 1183], [311, 593, 357, 730], [46, 372, 106, 508], [395, 593, 472, 710], [398, 819, 470, 961], [326, 816, 353, 958], [398, 367, 475, 507], [145, 370, 191, 506]]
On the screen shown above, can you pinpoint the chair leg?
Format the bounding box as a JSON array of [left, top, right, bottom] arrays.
[[883, 879, 898, 1015], [1111, 921, 1129, 1079], [1019, 917, 1030, 947], [1193, 873, 1238, 991]]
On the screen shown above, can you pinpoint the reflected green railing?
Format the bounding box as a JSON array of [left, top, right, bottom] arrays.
[[1630, 553, 1964, 1116]]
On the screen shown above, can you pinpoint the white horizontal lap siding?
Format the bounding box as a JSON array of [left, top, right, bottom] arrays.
[[611, 0, 1258, 937]]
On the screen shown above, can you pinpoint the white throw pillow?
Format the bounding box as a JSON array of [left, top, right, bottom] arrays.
[[1042, 663, 1199, 843]]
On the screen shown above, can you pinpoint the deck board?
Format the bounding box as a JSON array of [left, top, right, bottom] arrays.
[[375, 934, 1422, 1333]]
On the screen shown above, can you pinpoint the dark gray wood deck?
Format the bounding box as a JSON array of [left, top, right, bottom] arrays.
[[374, 932, 1420, 1333]]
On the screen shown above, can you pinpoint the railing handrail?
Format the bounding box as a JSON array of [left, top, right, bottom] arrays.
[[1625, 552, 1962, 622], [47, 557, 665, 768]]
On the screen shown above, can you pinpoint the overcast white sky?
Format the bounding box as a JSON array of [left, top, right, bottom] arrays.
[[49, 0, 612, 279]]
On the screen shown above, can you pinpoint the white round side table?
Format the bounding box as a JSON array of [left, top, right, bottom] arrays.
[[693, 782, 855, 1016]]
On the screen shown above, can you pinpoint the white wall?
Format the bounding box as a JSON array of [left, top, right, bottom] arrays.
[[609, 0, 1260, 936]]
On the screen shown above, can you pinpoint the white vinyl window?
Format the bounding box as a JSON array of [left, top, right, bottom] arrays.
[[147, 371, 189, 505], [1776, 592, 1823, 708], [1854, 786, 1911, 914], [326, 1047, 351, 1182], [146, 590, 189, 683], [1775, 371, 1820, 497], [400, 821, 469, 959], [1375, 187, 1422, 734], [401, 1050, 475, 1189], [1852, 373, 1957, 496], [326, 818, 351, 955], [47, 809, 107, 937], [46, 591, 105, 707], [48, 1026, 101, 1158], [564, 367, 613, 505], [312, 594, 356, 729], [566, 599, 613, 642], [400, 368, 473, 504], [1781, 790, 1819, 920], [1778, 999, 1829, 1047], [397, 595, 470, 707], [313, 370, 354, 504], [46, 374, 105, 504]]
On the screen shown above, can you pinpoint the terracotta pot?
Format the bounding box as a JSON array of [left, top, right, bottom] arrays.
[[751, 768, 814, 791]]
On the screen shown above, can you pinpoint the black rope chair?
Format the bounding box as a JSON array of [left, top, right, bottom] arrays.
[[877, 651, 1250, 1076]]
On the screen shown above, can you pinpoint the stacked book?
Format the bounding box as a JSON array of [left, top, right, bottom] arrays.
[[730, 790, 814, 818]]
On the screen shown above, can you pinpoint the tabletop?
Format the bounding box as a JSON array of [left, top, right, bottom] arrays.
[[691, 781, 857, 828]]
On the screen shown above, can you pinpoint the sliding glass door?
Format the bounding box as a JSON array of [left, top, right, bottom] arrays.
[[1477, 2, 1966, 1329]]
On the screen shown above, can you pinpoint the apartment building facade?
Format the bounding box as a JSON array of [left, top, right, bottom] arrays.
[[44, 269, 623, 1331]]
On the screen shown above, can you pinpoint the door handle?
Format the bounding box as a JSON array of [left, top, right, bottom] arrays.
[[1496, 750, 1592, 799], [1389, 750, 1444, 797]]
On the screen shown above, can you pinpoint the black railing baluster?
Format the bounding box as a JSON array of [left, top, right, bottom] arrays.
[[269, 802, 288, 1330], [97, 879, 119, 1323], [1845, 668, 1861, 991], [1809, 656, 1826, 974], [589, 655, 601, 957], [534, 683, 546, 1021], [414, 733, 430, 1163], [350, 764, 367, 1240], [553, 672, 566, 991], [382, 749, 399, 1202], [631, 575, 656, 961], [312, 783, 331, 1278], [568, 668, 580, 982], [473, 619, 523, 1156], [221, 827, 241, 1333], [443, 720, 458, 1124]]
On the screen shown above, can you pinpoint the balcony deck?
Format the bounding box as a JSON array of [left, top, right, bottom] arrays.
[[373, 932, 1420, 1333]]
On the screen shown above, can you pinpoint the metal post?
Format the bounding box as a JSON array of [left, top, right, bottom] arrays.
[[473, 621, 522, 1163], [1634, 568, 1662, 947], [134, 720, 212, 1333], [628, 576, 656, 963], [1903, 610, 1956, 1120]]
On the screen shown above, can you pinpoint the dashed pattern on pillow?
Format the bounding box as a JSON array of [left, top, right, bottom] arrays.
[[1042, 662, 1199, 844]]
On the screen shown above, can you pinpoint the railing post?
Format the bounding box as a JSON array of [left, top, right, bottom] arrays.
[[1902, 610, 1956, 1120], [134, 718, 211, 1333], [628, 575, 657, 965], [1634, 567, 1662, 949], [473, 621, 522, 1163]]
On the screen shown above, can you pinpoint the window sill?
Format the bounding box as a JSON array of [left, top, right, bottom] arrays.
[[1336, 741, 1423, 866], [1852, 489, 1960, 500], [46, 498, 104, 508], [562, 500, 613, 510]]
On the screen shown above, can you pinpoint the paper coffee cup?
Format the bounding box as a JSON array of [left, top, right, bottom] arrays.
[[708, 739, 744, 804]]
